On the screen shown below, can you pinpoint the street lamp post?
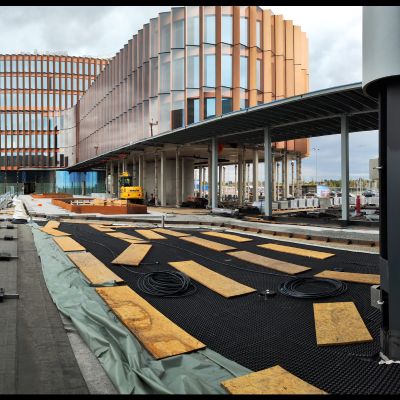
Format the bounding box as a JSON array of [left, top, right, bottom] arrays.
[[312, 147, 320, 185]]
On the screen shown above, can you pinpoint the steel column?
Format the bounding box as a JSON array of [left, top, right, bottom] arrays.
[[253, 148, 259, 202], [341, 115, 349, 221], [264, 127, 272, 217], [211, 137, 218, 209], [175, 147, 181, 207], [160, 151, 167, 206]]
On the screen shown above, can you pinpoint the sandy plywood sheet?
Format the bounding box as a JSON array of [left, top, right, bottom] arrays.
[[221, 365, 326, 394], [135, 229, 167, 240], [95, 285, 206, 359], [53, 236, 85, 252], [112, 244, 152, 266], [89, 224, 116, 232], [44, 220, 60, 229], [313, 302, 373, 346], [258, 243, 335, 260], [67, 252, 124, 285], [314, 270, 380, 285], [180, 236, 236, 252], [41, 226, 71, 237], [106, 231, 146, 243], [201, 231, 253, 243], [228, 250, 310, 275], [152, 228, 191, 237], [169, 260, 256, 298]]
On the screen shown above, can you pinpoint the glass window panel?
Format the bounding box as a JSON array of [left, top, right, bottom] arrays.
[[0, 60, 4, 72], [43, 61, 47, 73], [204, 97, 216, 119], [187, 47, 199, 88], [159, 93, 170, 133], [186, 6, 200, 45], [61, 61, 65, 73], [222, 97, 232, 114], [256, 59, 262, 91], [221, 15, 233, 44], [171, 49, 184, 90], [240, 17, 248, 46], [37, 77, 42, 89], [18, 60, 23, 72], [12, 60, 17, 72], [160, 13, 171, 53], [49, 61, 53, 73], [221, 54, 232, 87], [187, 98, 199, 124], [79, 62, 83, 74], [204, 53, 215, 87], [204, 14, 216, 44], [36, 60, 41, 72], [84, 63, 88, 75], [159, 53, 170, 93], [12, 76, 17, 89], [256, 20, 261, 48], [240, 56, 248, 89], [172, 16, 184, 48]]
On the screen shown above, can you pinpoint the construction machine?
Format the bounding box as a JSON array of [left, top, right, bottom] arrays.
[[119, 171, 144, 204]]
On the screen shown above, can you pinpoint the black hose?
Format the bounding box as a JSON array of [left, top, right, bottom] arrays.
[[137, 271, 197, 297], [279, 277, 348, 299]]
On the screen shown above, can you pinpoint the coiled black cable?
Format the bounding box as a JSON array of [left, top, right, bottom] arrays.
[[137, 271, 197, 297], [279, 277, 348, 299]]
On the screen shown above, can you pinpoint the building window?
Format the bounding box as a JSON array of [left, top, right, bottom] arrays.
[[186, 6, 200, 45], [204, 14, 216, 44], [256, 20, 262, 48], [36, 60, 42, 73], [240, 56, 248, 89], [221, 54, 232, 87], [204, 54, 216, 87], [171, 50, 184, 91], [159, 93, 170, 133], [187, 49, 199, 88], [172, 17, 184, 48], [0, 60, 4, 72], [240, 17, 248, 46], [187, 98, 200, 124], [159, 53, 170, 93], [221, 15, 233, 44], [256, 59, 262, 91], [204, 97, 216, 119]]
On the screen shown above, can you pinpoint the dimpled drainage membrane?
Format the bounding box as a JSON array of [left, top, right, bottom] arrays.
[[56, 222, 400, 395]]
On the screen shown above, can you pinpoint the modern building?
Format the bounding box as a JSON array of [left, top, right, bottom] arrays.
[[58, 6, 310, 204], [0, 54, 108, 194]]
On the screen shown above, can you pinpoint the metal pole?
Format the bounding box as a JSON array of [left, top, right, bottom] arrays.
[[264, 127, 272, 217], [341, 115, 349, 221], [175, 147, 181, 207], [218, 164, 222, 202], [160, 151, 166, 206], [211, 137, 218, 209], [154, 153, 158, 206], [253, 148, 259, 202]]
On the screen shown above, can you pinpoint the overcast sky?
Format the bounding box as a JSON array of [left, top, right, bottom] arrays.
[[0, 6, 377, 180]]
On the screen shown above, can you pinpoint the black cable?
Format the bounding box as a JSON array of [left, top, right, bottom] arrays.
[[137, 271, 197, 297], [279, 277, 348, 299]]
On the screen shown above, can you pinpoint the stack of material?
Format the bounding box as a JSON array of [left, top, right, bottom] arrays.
[[12, 197, 28, 224], [92, 198, 106, 206], [105, 199, 128, 207]]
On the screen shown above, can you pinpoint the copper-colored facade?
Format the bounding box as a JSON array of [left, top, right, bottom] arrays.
[[0, 54, 108, 171], [61, 6, 309, 166]]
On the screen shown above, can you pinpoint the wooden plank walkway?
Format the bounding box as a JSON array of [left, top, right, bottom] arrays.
[[201, 231, 253, 243], [258, 243, 335, 260], [314, 270, 380, 285], [53, 236, 85, 252], [112, 244, 152, 266], [180, 236, 236, 252]]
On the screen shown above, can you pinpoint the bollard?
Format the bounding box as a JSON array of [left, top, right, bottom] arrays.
[[161, 215, 165, 228]]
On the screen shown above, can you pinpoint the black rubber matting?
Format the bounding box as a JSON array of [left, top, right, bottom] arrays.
[[56, 222, 400, 395]]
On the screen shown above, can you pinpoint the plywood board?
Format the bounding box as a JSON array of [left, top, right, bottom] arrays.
[[180, 236, 236, 252], [106, 231, 146, 243], [89, 224, 116, 232], [221, 365, 326, 394], [228, 250, 310, 275], [201, 231, 252, 243], [41, 227, 71, 237], [314, 270, 380, 285], [258, 243, 335, 260], [44, 220, 60, 229], [67, 252, 124, 285], [53, 236, 85, 252], [313, 302, 373, 346], [95, 285, 206, 359], [135, 229, 167, 240], [169, 260, 256, 298], [112, 244, 152, 266], [152, 228, 190, 237]]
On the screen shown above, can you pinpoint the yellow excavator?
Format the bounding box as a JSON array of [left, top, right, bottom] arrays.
[[119, 171, 144, 204]]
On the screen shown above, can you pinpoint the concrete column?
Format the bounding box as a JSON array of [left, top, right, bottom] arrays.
[[138, 155, 144, 187], [264, 127, 272, 217], [154, 153, 159, 206], [105, 163, 108, 194], [222, 166, 226, 200], [341, 115, 349, 221], [218, 164, 223, 202], [276, 161, 280, 200], [234, 164, 237, 200], [211, 137, 218, 209], [253, 148, 259, 202], [291, 159, 295, 197], [175, 147, 181, 207], [110, 161, 114, 196], [272, 155, 276, 201], [282, 151, 288, 199], [160, 151, 167, 206], [208, 148, 212, 203]]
